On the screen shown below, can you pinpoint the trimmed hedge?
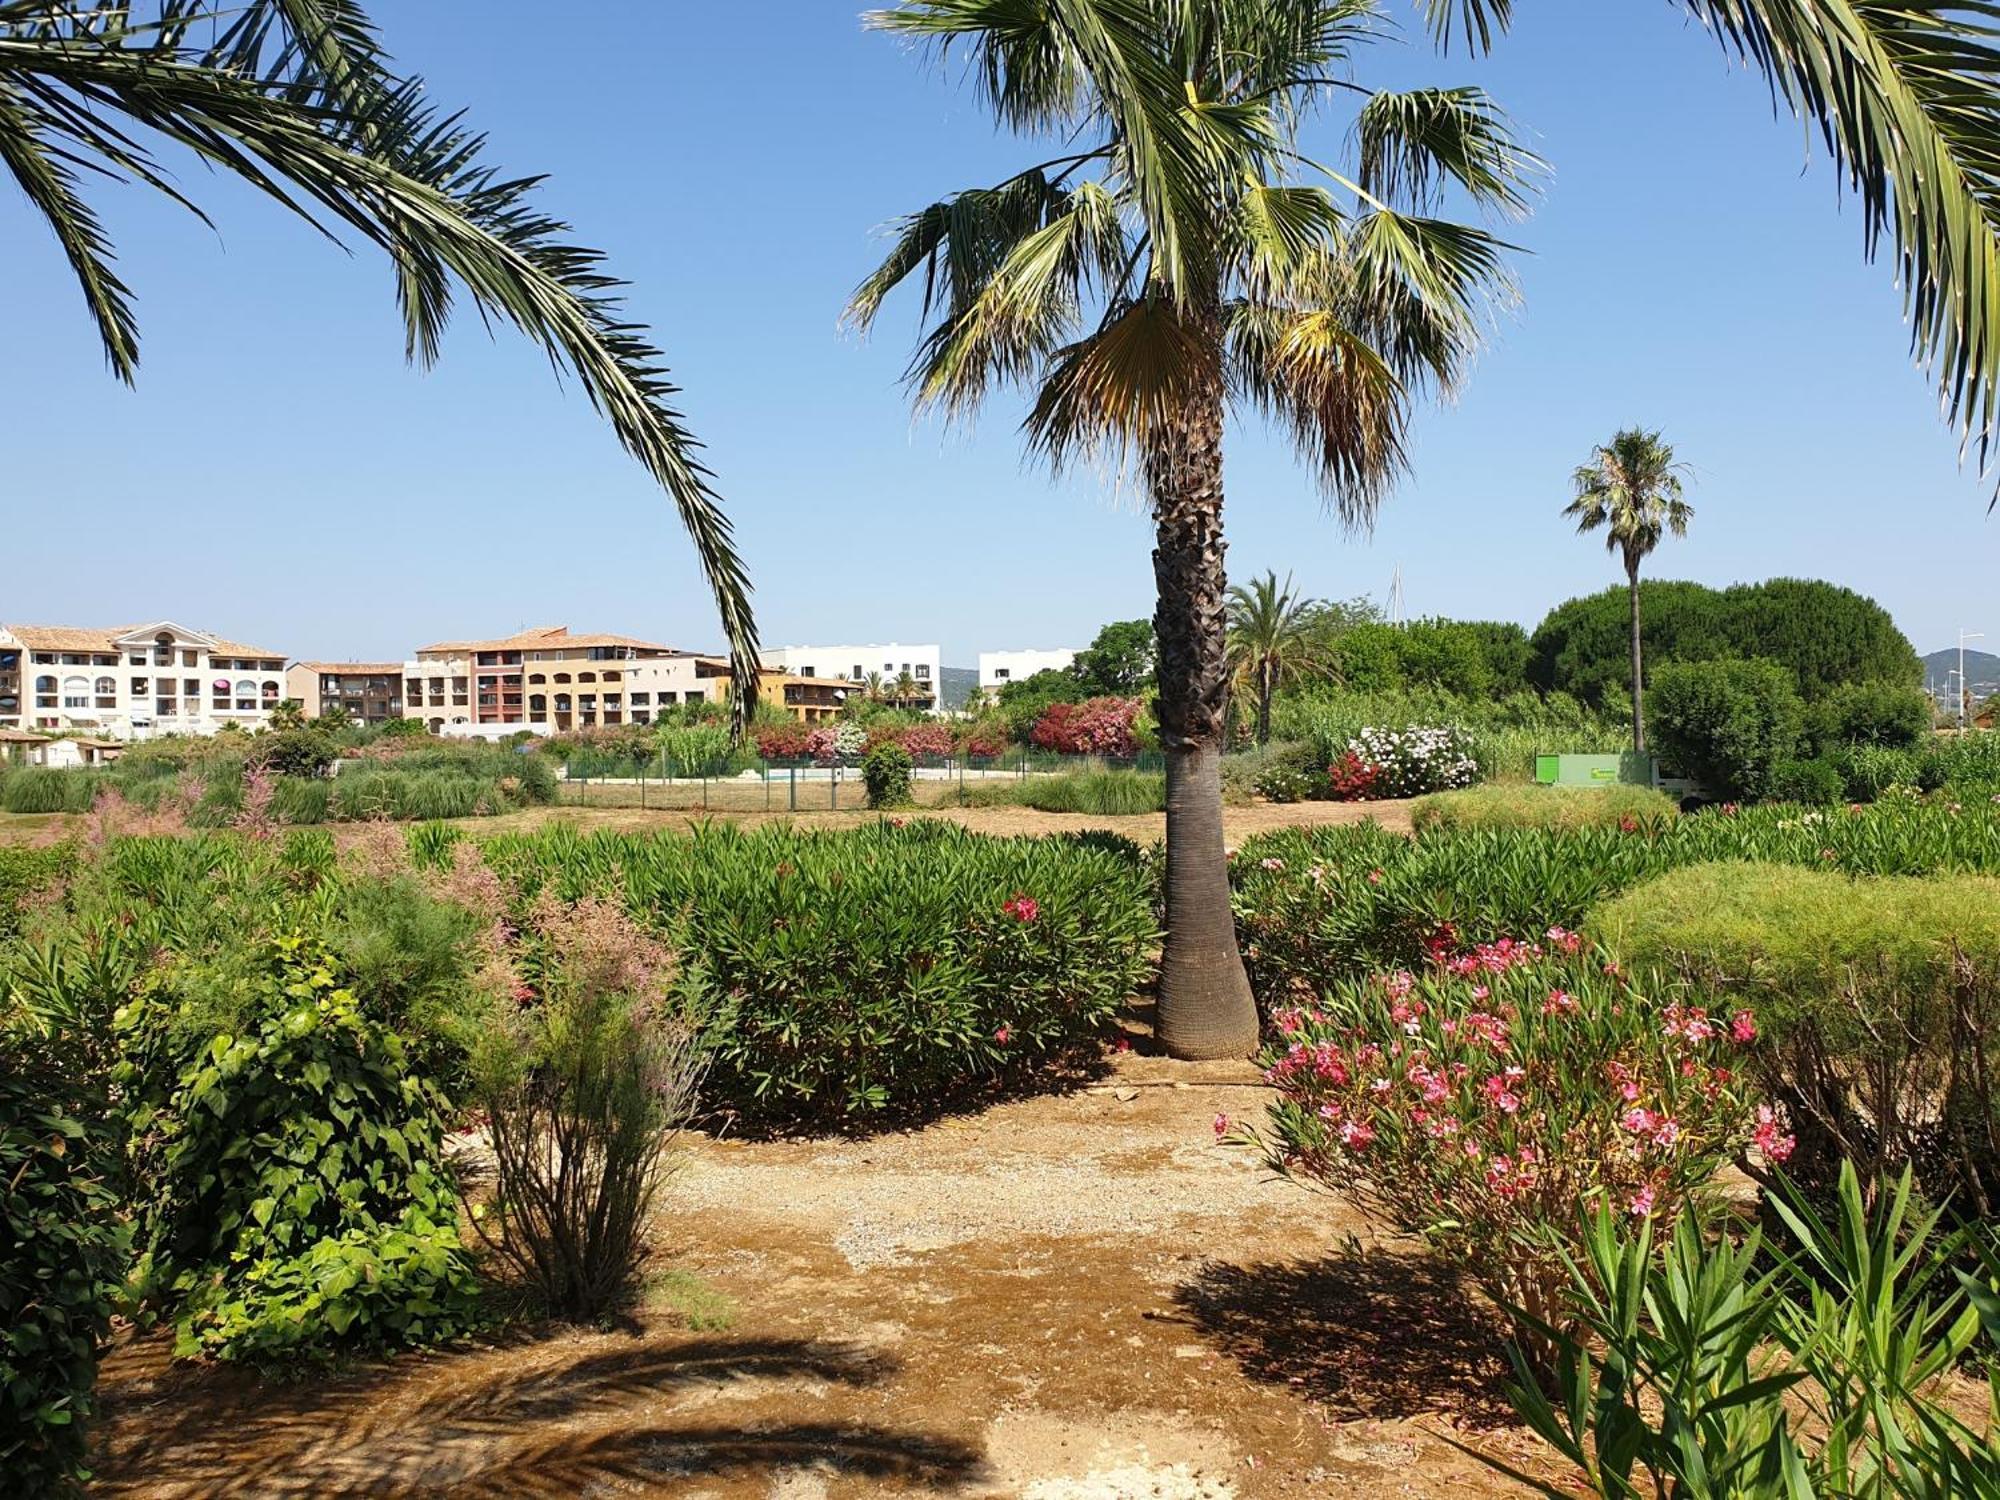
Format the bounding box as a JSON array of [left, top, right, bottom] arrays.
[[1410, 783, 1678, 835], [1591, 863, 2000, 1206], [483, 821, 1157, 1127]]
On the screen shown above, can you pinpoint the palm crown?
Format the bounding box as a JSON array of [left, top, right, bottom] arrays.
[[1, 0, 758, 709], [1565, 429, 1694, 574], [847, 0, 1541, 518]]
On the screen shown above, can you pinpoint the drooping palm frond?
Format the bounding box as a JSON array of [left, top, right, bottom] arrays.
[[1422, 0, 2000, 484], [0, 1, 760, 716], [1357, 86, 1541, 216]]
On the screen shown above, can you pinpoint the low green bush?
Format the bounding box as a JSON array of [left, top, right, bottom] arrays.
[[961, 768, 1167, 815], [1, 767, 99, 814], [1806, 679, 1933, 752], [0, 844, 71, 940], [1647, 657, 1804, 800], [1409, 783, 1677, 834], [1765, 755, 1844, 805], [1590, 862, 2000, 1207], [0, 1050, 125, 1492], [861, 741, 914, 810], [122, 936, 479, 1360], [1233, 799, 2000, 1009], [1828, 742, 1933, 801], [484, 821, 1157, 1127]]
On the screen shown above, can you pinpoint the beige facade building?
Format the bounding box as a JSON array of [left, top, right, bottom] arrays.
[[406, 626, 727, 734], [0, 620, 288, 739], [285, 663, 407, 725]]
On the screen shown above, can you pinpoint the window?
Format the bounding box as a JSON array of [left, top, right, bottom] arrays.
[[131, 677, 149, 694], [235, 679, 258, 711], [129, 653, 145, 666], [553, 672, 571, 685], [995, 668, 1010, 681], [577, 672, 597, 684], [528, 674, 546, 686], [630, 692, 651, 706], [94, 676, 115, 698], [915, 665, 931, 680], [62, 676, 90, 709], [798, 665, 814, 678], [851, 664, 863, 680], [34, 675, 56, 694]]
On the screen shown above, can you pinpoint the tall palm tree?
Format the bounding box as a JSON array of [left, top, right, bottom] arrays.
[[1430, 1, 2000, 489], [1227, 571, 1328, 744], [852, 0, 1535, 1058], [0, 1, 757, 710], [1563, 428, 1693, 753], [893, 668, 921, 710]]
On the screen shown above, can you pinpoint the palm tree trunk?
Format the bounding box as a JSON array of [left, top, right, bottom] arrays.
[[1255, 663, 1272, 746], [1148, 360, 1260, 1062], [1626, 557, 1645, 754]]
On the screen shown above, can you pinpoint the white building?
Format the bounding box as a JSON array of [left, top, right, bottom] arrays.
[[761, 642, 940, 710], [978, 647, 1080, 696], [0, 621, 289, 740]]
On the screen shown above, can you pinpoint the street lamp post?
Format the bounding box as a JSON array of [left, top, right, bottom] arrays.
[[1959, 629, 1985, 730]]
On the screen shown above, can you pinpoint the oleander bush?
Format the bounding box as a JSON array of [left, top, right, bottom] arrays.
[[1647, 657, 1805, 800], [1233, 799, 2000, 1009], [1591, 862, 2000, 1210], [1765, 755, 1845, 805], [1410, 783, 1678, 835], [482, 821, 1157, 1127], [1240, 935, 1764, 1359]]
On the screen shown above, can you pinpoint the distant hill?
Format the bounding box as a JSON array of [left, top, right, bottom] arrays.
[[1921, 647, 2000, 706], [939, 666, 980, 712]]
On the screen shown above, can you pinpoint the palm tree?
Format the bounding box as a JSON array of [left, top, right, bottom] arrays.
[[893, 668, 921, 710], [862, 671, 888, 705], [0, 2, 757, 710], [1227, 571, 1328, 745], [1563, 429, 1693, 753], [1431, 1, 2000, 490], [852, 0, 1535, 1058]]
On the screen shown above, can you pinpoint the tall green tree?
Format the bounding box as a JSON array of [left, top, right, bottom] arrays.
[[1563, 429, 1693, 752], [852, 0, 1534, 1058], [1227, 571, 1327, 744], [1, 1, 757, 706]]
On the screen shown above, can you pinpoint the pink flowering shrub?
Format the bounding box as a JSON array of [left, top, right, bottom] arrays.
[[898, 724, 957, 759], [1030, 697, 1142, 758], [1241, 934, 1771, 1350]]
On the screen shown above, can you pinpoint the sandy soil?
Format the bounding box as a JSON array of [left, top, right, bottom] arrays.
[[89, 1039, 1552, 1499]]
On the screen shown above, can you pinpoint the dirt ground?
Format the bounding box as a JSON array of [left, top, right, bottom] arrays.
[[90, 1038, 1554, 1499], [0, 797, 1411, 849]]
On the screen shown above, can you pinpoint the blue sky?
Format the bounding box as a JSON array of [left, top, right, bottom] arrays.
[[3, 2, 1992, 666]]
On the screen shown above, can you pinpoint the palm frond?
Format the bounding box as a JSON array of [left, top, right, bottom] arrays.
[[1227, 297, 1407, 523], [0, 5, 761, 717], [1024, 294, 1218, 467], [1356, 85, 1542, 216], [0, 80, 138, 379]]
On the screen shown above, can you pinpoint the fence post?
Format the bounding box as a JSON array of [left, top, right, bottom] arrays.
[[830, 766, 838, 812]]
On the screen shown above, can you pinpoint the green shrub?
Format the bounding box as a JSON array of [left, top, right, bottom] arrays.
[[0, 1053, 125, 1492], [1220, 740, 1313, 804], [1765, 756, 1844, 804], [249, 726, 337, 778], [1828, 743, 1932, 801], [1590, 862, 2000, 1207], [1, 767, 98, 814], [1807, 679, 1933, 752], [473, 900, 702, 1321], [861, 741, 914, 810], [483, 821, 1157, 1128], [1647, 657, 1804, 799], [961, 768, 1167, 815], [0, 844, 71, 940], [270, 776, 331, 824], [1410, 783, 1677, 834], [1252, 764, 1317, 804], [123, 935, 479, 1360]]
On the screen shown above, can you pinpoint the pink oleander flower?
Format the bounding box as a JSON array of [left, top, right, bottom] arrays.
[[1260, 857, 1286, 871], [1213, 1112, 1230, 1139], [1366, 868, 1384, 886], [1339, 1118, 1375, 1150], [1730, 1009, 1758, 1044], [994, 1024, 1012, 1044], [1753, 1104, 1796, 1163], [1001, 893, 1040, 923], [1627, 1185, 1657, 1217], [1542, 988, 1577, 1016]]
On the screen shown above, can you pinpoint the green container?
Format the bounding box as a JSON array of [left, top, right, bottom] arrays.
[[1533, 752, 1657, 787]]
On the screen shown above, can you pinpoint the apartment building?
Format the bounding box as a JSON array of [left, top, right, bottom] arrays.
[[285, 663, 406, 725], [0, 621, 288, 739], [978, 647, 1079, 696], [762, 643, 940, 709], [408, 626, 726, 734]]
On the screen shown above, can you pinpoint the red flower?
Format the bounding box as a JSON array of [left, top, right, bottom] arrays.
[[1001, 892, 1040, 923], [995, 1024, 1012, 1045]]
